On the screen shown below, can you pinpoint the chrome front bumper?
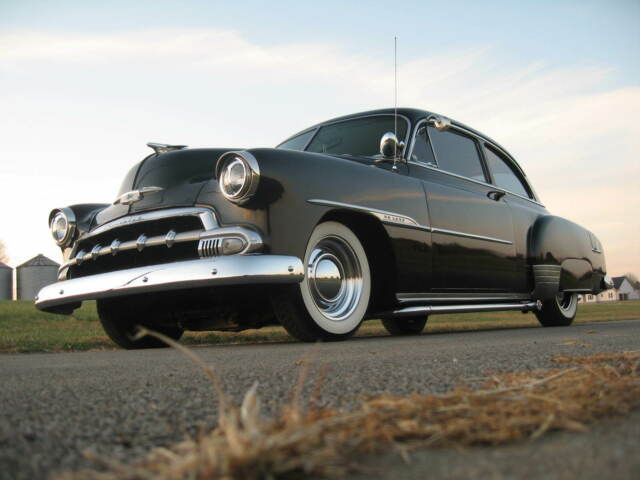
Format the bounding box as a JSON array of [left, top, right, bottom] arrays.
[[35, 255, 304, 313]]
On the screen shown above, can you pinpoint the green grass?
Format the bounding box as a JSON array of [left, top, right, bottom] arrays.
[[1, 299, 639, 353]]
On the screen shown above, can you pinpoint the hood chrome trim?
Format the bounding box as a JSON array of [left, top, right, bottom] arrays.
[[146, 142, 187, 154], [114, 186, 164, 206]]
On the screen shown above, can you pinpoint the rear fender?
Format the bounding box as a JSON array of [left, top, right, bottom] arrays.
[[528, 215, 606, 299]]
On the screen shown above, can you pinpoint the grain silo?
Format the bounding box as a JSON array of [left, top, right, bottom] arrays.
[[0, 262, 12, 300], [16, 254, 59, 301]]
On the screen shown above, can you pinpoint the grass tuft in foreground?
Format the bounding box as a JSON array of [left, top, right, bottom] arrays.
[[58, 343, 640, 480]]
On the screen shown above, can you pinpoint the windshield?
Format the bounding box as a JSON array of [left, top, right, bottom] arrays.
[[277, 129, 315, 151], [279, 115, 408, 157]]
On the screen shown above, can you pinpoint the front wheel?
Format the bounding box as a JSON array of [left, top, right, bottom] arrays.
[[535, 292, 578, 327], [97, 299, 184, 349], [272, 221, 371, 342]]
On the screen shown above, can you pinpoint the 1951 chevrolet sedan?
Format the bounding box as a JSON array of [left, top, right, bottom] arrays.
[[36, 108, 612, 348]]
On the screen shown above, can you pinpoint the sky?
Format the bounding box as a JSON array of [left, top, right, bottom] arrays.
[[0, 0, 639, 277]]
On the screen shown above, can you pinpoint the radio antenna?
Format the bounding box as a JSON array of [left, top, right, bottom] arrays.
[[394, 36, 398, 160]]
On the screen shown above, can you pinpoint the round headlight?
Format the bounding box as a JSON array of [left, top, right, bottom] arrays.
[[49, 208, 76, 247], [221, 157, 248, 198], [217, 152, 260, 204], [51, 213, 68, 242]]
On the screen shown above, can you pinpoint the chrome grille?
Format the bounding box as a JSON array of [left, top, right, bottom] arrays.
[[198, 238, 222, 258], [66, 208, 217, 278]]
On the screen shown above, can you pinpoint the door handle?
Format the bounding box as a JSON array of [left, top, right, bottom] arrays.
[[487, 190, 506, 201]]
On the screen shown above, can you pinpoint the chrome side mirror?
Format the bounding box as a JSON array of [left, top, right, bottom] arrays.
[[430, 115, 451, 131], [380, 132, 405, 159]]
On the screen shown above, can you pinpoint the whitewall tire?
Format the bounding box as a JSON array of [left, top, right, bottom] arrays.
[[272, 221, 371, 341], [535, 292, 578, 327]]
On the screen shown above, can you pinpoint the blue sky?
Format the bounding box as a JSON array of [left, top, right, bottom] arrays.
[[3, 0, 639, 85], [0, 0, 639, 274]]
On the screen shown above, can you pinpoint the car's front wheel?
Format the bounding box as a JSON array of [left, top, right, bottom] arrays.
[[272, 221, 371, 342], [535, 292, 578, 327], [97, 298, 184, 349]]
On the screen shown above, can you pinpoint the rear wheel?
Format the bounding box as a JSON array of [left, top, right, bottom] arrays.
[[535, 292, 577, 327], [381, 316, 428, 335], [272, 221, 371, 342], [97, 299, 184, 349]]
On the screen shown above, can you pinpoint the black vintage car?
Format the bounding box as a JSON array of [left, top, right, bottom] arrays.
[[36, 108, 612, 348]]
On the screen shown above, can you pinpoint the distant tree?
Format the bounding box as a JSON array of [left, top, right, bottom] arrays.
[[0, 240, 8, 264]]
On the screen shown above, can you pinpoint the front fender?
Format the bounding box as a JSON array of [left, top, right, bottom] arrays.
[[50, 203, 109, 263], [246, 148, 429, 257]]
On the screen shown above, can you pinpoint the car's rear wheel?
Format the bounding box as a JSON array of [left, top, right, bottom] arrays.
[[535, 292, 577, 327], [97, 298, 184, 349], [272, 221, 371, 342], [381, 316, 428, 335]]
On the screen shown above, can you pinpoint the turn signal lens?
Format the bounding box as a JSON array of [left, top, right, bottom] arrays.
[[221, 237, 245, 255]]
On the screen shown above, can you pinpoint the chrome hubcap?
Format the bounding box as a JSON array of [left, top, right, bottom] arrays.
[[307, 235, 363, 321], [556, 292, 575, 312]]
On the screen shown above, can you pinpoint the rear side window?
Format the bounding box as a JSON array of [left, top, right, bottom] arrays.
[[484, 146, 531, 198], [428, 127, 486, 181], [277, 130, 315, 151]]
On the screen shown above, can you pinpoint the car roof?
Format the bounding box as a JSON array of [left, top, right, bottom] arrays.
[[283, 107, 506, 153], [279, 107, 539, 202]]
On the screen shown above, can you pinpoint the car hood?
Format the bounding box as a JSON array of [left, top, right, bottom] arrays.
[[93, 148, 235, 227], [132, 148, 234, 190], [91, 147, 384, 229]]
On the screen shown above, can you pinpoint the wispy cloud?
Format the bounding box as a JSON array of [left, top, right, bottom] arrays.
[[1, 29, 638, 274]]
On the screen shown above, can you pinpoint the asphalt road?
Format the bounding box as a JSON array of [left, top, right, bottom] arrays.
[[1, 320, 639, 480]]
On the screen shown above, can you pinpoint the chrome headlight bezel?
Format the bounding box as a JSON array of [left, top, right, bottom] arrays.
[[216, 151, 260, 204], [49, 208, 77, 247]]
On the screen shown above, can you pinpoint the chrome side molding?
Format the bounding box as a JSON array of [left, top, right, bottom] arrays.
[[307, 199, 429, 231], [431, 227, 513, 245], [307, 198, 513, 244], [380, 301, 541, 318]]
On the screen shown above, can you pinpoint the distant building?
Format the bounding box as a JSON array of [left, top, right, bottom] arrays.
[[612, 276, 640, 301], [580, 290, 616, 303], [0, 262, 12, 300], [578, 275, 640, 303], [16, 254, 59, 301]]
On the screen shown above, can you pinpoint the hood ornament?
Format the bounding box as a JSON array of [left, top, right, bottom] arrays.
[[114, 186, 163, 206], [146, 142, 187, 154]]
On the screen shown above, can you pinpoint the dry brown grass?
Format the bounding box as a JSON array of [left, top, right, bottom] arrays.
[[58, 335, 640, 480]]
